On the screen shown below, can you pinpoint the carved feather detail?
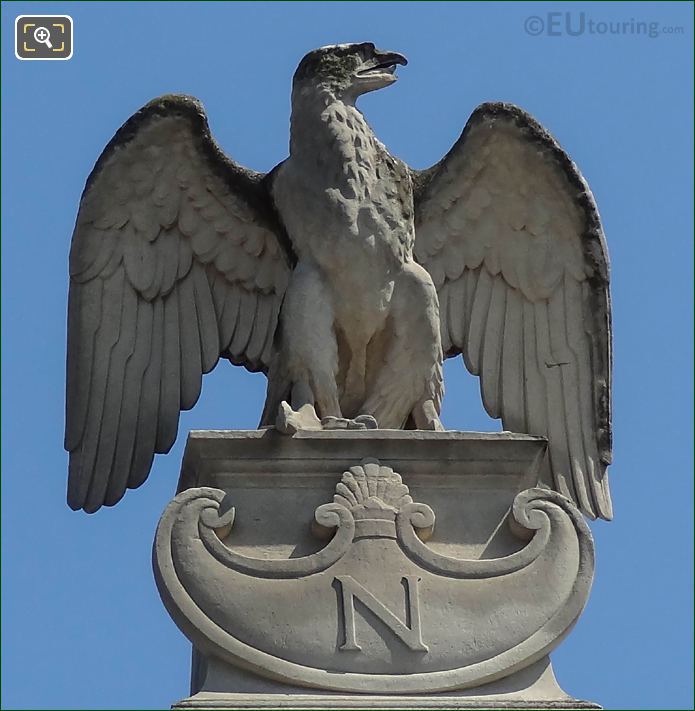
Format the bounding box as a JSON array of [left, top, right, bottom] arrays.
[[413, 103, 613, 520], [66, 95, 292, 513]]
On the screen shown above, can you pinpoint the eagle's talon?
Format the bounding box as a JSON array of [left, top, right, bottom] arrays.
[[321, 416, 349, 429], [321, 415, 378, 431], [347, 420, 367, 430], [354, 414, 378, 429]]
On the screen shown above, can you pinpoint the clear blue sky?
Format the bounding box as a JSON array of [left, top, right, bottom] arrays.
[[2, 2, 693, 709]]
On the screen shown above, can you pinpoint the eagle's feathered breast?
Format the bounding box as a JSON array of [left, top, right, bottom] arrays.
[[273, 98, 414, 287]]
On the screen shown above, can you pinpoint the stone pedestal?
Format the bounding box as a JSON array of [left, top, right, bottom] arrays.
[[153, 430, 599, 709]]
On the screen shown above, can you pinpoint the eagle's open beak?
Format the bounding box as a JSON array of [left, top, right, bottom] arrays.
[[357, 51, 408, 78], [355, 51, 408, 94], [374, 51, 408, 70]]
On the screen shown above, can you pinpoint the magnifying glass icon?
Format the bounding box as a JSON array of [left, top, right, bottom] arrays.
[[33, 26, 53, 49]]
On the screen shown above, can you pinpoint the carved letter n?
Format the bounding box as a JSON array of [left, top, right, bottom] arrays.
[[335, 575, 428, 652]]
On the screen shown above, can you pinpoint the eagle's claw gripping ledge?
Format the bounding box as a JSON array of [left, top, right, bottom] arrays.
[[275, 402, 378, 435]]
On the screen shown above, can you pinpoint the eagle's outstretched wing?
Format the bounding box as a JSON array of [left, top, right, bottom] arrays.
[[66, 95, 292, 513], [412, 102, 612, 520]]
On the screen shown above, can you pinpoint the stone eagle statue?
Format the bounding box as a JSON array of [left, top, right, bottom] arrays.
[[65, 43, 612, 520]]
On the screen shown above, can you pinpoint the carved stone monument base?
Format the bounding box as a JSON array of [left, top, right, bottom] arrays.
[[154, 431, 599, 710]]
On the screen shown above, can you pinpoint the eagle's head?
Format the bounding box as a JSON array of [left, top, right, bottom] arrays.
[[293, 43, 408, 101]]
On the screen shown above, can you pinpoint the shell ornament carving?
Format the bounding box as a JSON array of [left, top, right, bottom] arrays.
[[334, 459, 413, 513]]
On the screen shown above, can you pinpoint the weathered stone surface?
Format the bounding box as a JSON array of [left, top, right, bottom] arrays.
[[154, 430, 597, 709]]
